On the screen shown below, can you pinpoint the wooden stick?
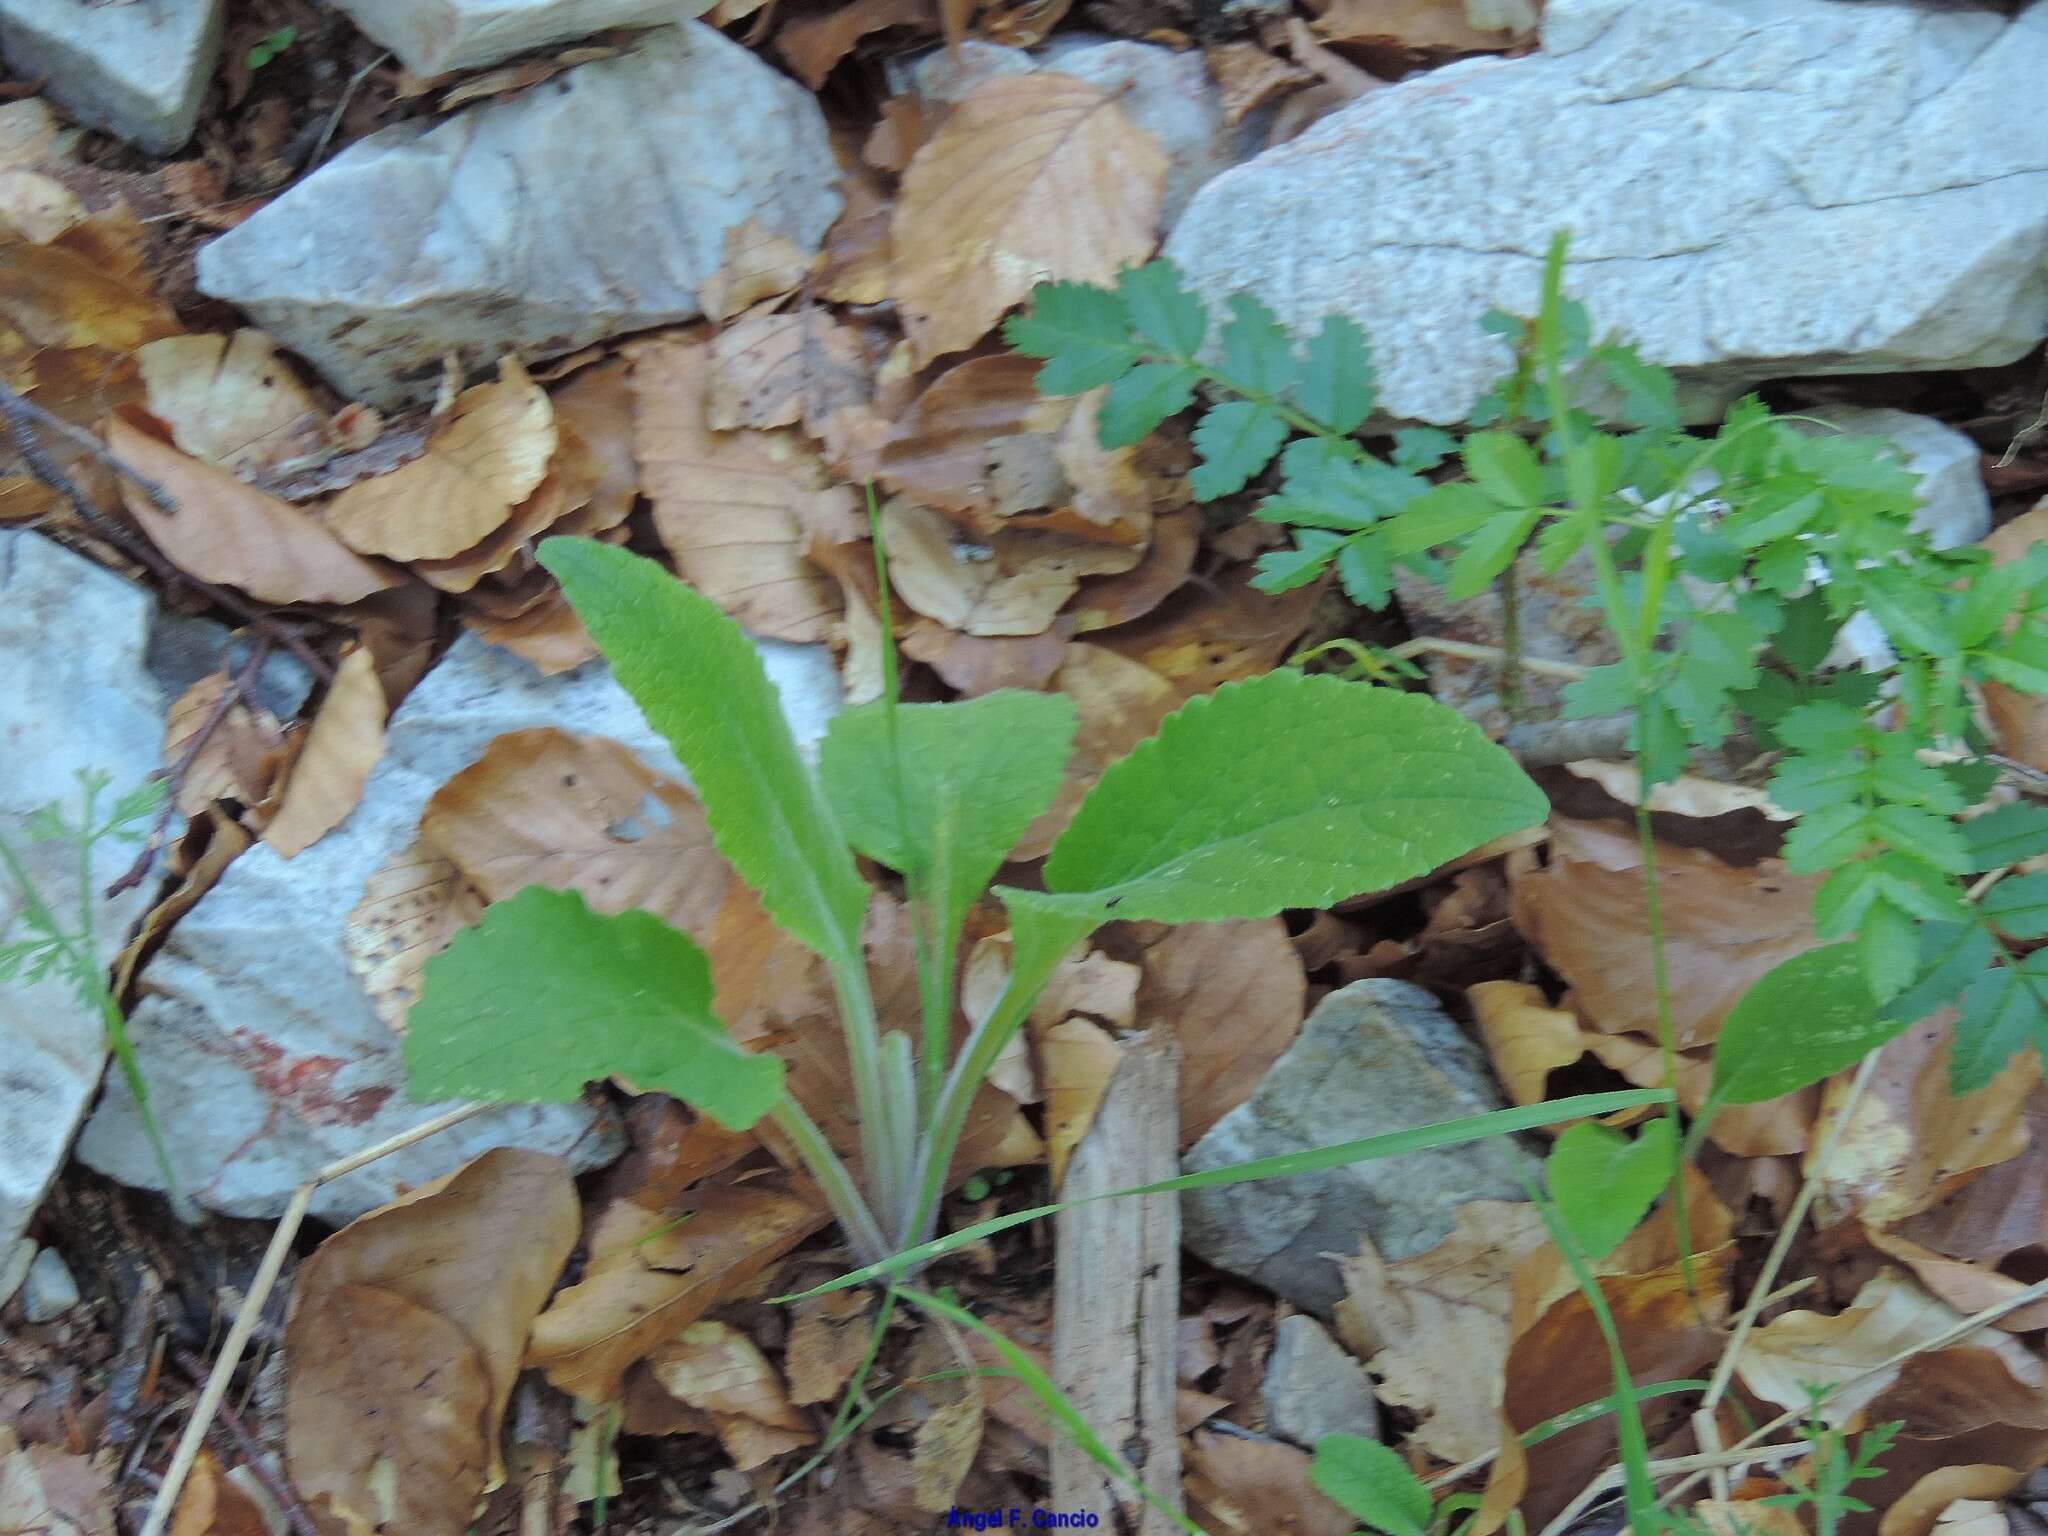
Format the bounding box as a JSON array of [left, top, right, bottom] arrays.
[[1052, 1031, 1184, 1533]]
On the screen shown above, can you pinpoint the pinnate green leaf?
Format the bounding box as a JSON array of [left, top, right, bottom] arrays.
[[1984, 874, 2048, 940], [1040, 670, 1547, 923], [1189, 400, 1288, 500], [1253, 534, 1342, 593], [540, 538, 869, 970], [1462, 431, 1546, 507], [1118, 260, 1206, 356], [406, 887, 783, 1129], [1099, 362, 1200, 448], [1002, 280, 1136, 394], [1293, 315, 1375, 434], [1708, 944, 1899, 1106], [1952, 956, 2048, 1094], [1963, 802, 2048, 871], [1221, 292, 1293, 396], [1547, 1120, 1676, 1260], [1310, 1434, 1431, 1536], [818, 691, 1076, 945]]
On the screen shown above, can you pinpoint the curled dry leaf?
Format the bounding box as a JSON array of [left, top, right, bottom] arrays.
[[162, 671, 287, 816], [545, 357, 639, 537], [816, 163, 895, 308], [880, 498, 1139, 637], [876, 354, 1074, 523], [1894, 1479, 2021, 1536], [1736, 1269, 2045, 1428], [463, 591, 598, 674], [1095, 561, 1324, 695], [409, 421, 605, 594], [1893, 1079, 2048, 1275], [328, 357, 556, 560], [901, 617, 1073, 696], [167, 1448, 277, 1536], [1185, 1429, 1353, 1536], [136, 330, 326, 474], [1866, 1229, 2048, 1334], [1692, 1502, 1807, 1536], [649, 1321, 815, 1471], [265, 646, 387, 859], [1035, 1013, 1122, 1188], [1204, 42, 1315, 126], [631, 333, 854, 643], [1509, 816, 1822, 1048], [785, 1288, 875, 1406], [778, 0, 934, 89], [108, 417, 401, 605], [1310, 0, 1538, 50], [893, 72, 1168, 365], [287, 1149, 579, 1531], [1069, 507, 1199, 633], [1334, 1200, 1549, 1464], [912, 1394, 985, 1513], [696, 215, 815, 324]]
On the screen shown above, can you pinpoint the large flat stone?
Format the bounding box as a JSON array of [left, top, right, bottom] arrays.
[[1, 534, 164, 1256], [332, 0, 713, 77], [78, 630, 844, 1222], [0, 0, 222, 153], [195, 24, 840, 408], [1165, 0, 2048, 424], [1181, 980, 1535, 1317]]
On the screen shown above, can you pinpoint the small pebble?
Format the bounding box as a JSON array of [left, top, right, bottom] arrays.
[[22, 1245, 80, 1323], [1262, 1314, 1381, 1449]]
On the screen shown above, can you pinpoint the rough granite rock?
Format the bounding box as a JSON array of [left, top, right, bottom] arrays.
[[331, 0, 714, 76], [0, 0, 222, 153], [896, 36, 1261, 229], [79, 631, 844, 1223], [1181, 980, 1536, 1318], [1262, 1314, 1382, 1449], [1165, 0, 2048, 424], [195, 24, 841, 407], [0, 534, 164, 1264]]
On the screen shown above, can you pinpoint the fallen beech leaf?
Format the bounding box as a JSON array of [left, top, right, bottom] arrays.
[[817, 165, 895, 307], [1069, 507, 1199, 632], [0, 222, 177, 359], [631, 333, 854, 642], [265, 646, 386, 858], [880, 498, 1138, 637], [409, 423, 604, 593], [1127, 917, 1306, 1146], [344, 838, 486, 1031], [1736, 1269, 2045, 1426], [1311, 0, 1536, 49], [1855, 1349, 2048, 1534], [650, 1321, 815, 1470], [779, 0, 934, 89], [706, 305, 871, 435], [893, 73, 1167, 364], [1036, 1013, 1121, 1188], [1867, 1229, 2048, 1333], [876, 354, 1074, 522], [167, 1448, 275, 1536], [1095, 561, 1324, 694], [1693, 1501, 1806, 1536], [900, 617, 1073, 696], [289, 1282, 493, 1536], [546, 358, 639, 537], [1899, 1480, 2019, 1536], [109, 418, 400, 605], [463, 588, 597, 675], [328, 357, 555, 560], [1016, 641, 1178, 857], [136, 330, 325, 474], [1509, 816, 1823, 1048], [1204, 42, 1314, 126], [1185, 1429, 1354, 1536], [1562, 760, 1792, 821], [1471, 981, 1583, 1108], [1893, 1078, 2048, 1270], [529, 1181, 826, 1402], [0, 1426, 114, 1536], [162, 670, 287, 816], [697, 216, 816, 323], [1809, 1014, 2035, 1229], [785, 1288, 875, 1405], [1334, 1201, 1548, 1463], [912, 1395, 985, 1513]]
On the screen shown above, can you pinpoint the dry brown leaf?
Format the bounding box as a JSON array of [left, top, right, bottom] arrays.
[[911, 1394, 985, 1513], [343, 838, 486, 1031], [1470, 980, 1583, 1108], [1852, 1348, 2048, 1533], [1693, 1501, 1807, 1536], [1333, 1201, 1548, 1463], [1185, 1430, 1354, 1536], [1736, 1269, 2044, 1427], [864, 95, 934, 173], [880, 498, 1138, 637], [1069, 506, 1199, 632], [893, 73, 1167, 365], [265, 646, 387, 858], [0, 221, 177, 364], [630, 333, 853, 642], [1562, 760, 1792, 822], [546, 357, 639, 536], [167, 1449, 275, 1536], [1035, 1014, 1121, 1188], [1204, 42, 1314, 125], [876, 354, 1074, 522], [694, 216, 815, 323], [1981, 499, 2048, 771], [1509, 816, 1823, 1048], [328, 357, 555, 560], [528, 1181, 826, 1402], [136, 330, 326, 474], [108, 417, 400, 605], [162, 670, 287, 815], [1309, 0, 1536, 49], [706, 305, 872, 435], [1893, 1078, 2048, 1270], [777, 0, 934, 90], [817, 165, 895, 307], [901, 617, 1073, 695], [289, 1282, 494, 1536], [1890, 1476, 2020, 1536], [1582, 1029, 1814, 1157], [463, 589, 597, 675], [785, 1288, 876, 1406], [649, 1321, 814, 1470], [409, 422, 604, 593], [1865, 1228, 2048, 1334], [0, 1426, 115, 1536], [1809, 1014, 2036, 1229], [1017, 641, 1178, 857], [1096, 561, 1323, 694]]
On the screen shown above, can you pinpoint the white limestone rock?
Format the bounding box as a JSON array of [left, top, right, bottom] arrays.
[[1165, 0, 2048, 424], [331, 0, 714, 77], [78, 631, 843, 1223], [20, 1246, 78, 1323], [195, 24, 841, 407], [0, 0, 222, 152]]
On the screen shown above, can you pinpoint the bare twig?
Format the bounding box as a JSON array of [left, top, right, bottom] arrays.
[[0, 378, 175, 514], [1389, 636, 1591, 681]]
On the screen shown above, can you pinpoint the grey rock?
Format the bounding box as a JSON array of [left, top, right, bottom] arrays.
[[79, 631, 844, 1223], [1182, 980, 1535, 1317], [1262, 1315, 1381, 1449], [1800, 407, 1990, 552], [0, 534, 164, 1262], [148, 611, 315, 724], [195, 25, 841, 407], [0, 0, 222, 152], [1165, 0, 2048, 425], [0, 1238, 33, 1311], [21, 1245, 78, 1323], [896, 35, 1260, 228], [331, 0, 713, 76]]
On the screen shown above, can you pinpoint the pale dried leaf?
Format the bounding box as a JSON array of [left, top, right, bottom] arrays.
[[343, 839, 486, 1031], [911, 1395, 984, 1512], [1204, 42, 1313, 126], [706, 305, 871, 435], [162, 671, 287, 815], [409, 422, 604, 593], [786, 1289, 875, 1405], [463, 589, 598, 675], [137, 330, 327, 475], [650, 1321, 814, 1471], [1036, 1014, 1121, 1188], [0, 1427, 114, 1536], [876, 355, 1073, 522], [265, 646, 386, 858], [697, 216, 815, 323], [881, 498, 1136, 638], [1310, 0, 1535, 49]]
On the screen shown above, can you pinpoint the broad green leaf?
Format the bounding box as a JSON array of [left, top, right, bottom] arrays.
[[784, 1088, 1670, 1297], [1118, 260, 1206, 356], [1310, 1434, 1430, 1536], [540, 539, 869, 971], [1002, 280, 1136, 394], [1445, 506, 1543, 599], [818, 691, 1077, 946], [1560, 661, 1638, 720], [1462, 431, 1546, 507], [1952, 957, 2048, 1094], [1390, 426, 1458, 473], [1546, 1120, 1676, 1260], [1984, 874, 2048, 941], [1220, 292, 1293, 396], [1189, 400, 1289, 500], [1293, 315, 1376, 434], [1868, 804, 1969, 875], [1042, 670, 1547, 922], [1381, 481, 1500, 555], [1708, 945, 1899, 1106], [405, 887, 783, 1129], [1099, 362, 1200, 448]]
